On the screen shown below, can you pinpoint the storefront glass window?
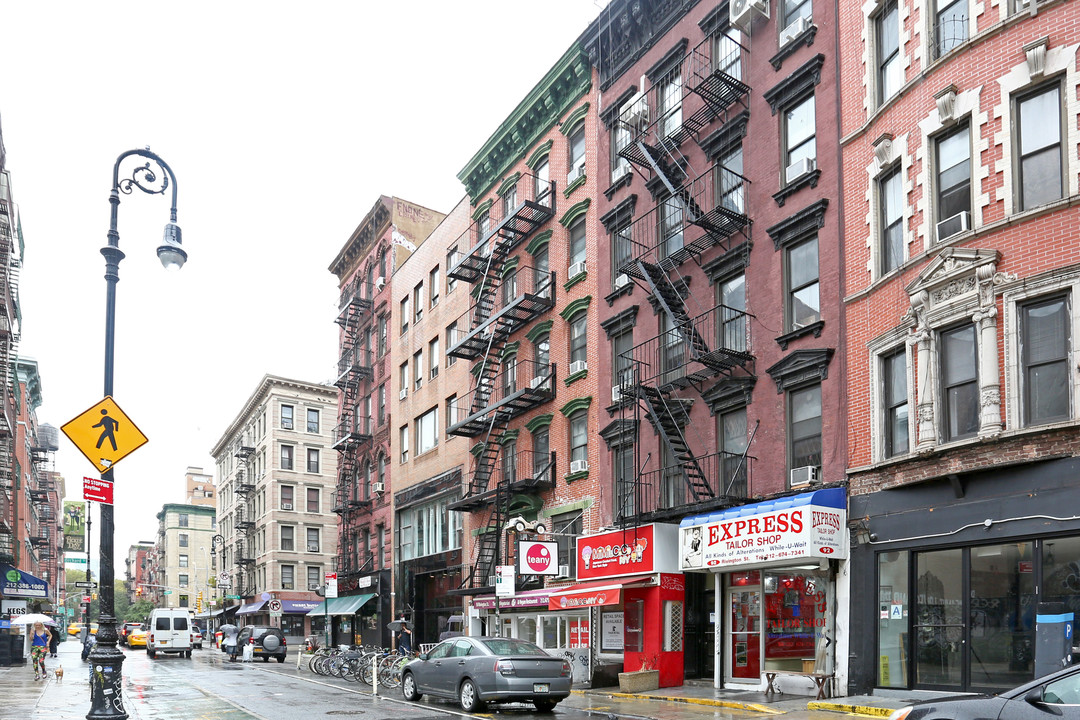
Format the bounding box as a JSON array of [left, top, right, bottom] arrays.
[[625, 599, 645, 652], [877, 550, 909, 688], [969, 542, 1034, 689], [281, 615, 305, 636], [916, 548, 963, 687], [518, 616, 537, 644], [763, 568, 828, 670], [1042, 536, 1080, 619]]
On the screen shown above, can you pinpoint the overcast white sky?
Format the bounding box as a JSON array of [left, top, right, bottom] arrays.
[[2, 1, 608, 572]]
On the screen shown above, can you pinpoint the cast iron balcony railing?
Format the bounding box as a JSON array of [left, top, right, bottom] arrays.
[[617, 450, 753, 523], [335, 345, 374, 389], [447, 268, 555, 360], [29, 488, 49, 504], [619, 304, 753, 391], [618, 166, 749, 278], [336, 278, 375, 327], [234, 470, 256, 496], [449, 450, 556, 512], [333, 413, 373, 451], [448, 172, 556, 283], [447, 360, 555, 438]]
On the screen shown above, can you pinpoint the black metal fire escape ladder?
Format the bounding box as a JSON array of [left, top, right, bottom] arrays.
[[636, 383, 713, 502]]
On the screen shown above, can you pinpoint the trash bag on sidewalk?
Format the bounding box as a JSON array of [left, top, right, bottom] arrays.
[[242, 643, 254, 662]]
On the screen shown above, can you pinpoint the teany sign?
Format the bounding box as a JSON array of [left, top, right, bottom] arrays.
[[517, 540, 559, 576]]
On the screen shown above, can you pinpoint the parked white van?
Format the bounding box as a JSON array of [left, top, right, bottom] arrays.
[[147, 608, 192, 658]]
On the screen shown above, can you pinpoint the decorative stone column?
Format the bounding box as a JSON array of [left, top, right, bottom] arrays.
[[974, 264, 1003, 437], [910, 291, 936, 450]]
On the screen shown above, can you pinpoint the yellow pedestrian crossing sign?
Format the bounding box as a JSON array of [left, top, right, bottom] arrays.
[[61, 396, 148, 474]]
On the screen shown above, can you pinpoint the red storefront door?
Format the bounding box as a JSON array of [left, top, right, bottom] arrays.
[[729, 588, 761, 679]]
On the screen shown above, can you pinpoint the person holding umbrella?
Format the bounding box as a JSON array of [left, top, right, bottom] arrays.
[[392, 613, 412, 655], [220, 624, 240, 662]]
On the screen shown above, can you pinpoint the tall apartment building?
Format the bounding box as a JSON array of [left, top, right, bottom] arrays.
[[184, 466, 215, 507], [583, 0, 848, 689], [211, 375, 339, 638], [124, 542, 154, 603], [840, 0, 1080, 695], [150, 503, 216, 610], [328, 197, 444, 647], [387, 197, 470, 645]]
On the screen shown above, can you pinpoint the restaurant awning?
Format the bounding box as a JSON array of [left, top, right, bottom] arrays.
[[547, 575, 654, 610], [471, 587, 551, 610], [281, 600, 321, 614], [237, 600, 267, 615], [305, 593, 377, 616]]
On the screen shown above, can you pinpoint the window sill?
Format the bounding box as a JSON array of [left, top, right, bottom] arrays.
[[564, 470, 590, 484], [564, 173, 587, 198], [773, 168, 821, 207], [775, 319, 825, 350], [769, 24, 818, 71], [564, 270, 588, 292], [604, 281, 634, 306], [603, 172, 633, 201], [564, 369, 588, 387]]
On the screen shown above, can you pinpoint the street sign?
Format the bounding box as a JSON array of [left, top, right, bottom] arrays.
[[82, 477, 114, 505], [268, 599, 282, 617], [325, 572, 338, 599], [83, 596, 91, 603], [65, 557, 88, 564], [495, 565, 516, 598], [225, 595, 241, 600], [217, 572, 229, 584], [74, 582, 98, 589], [61, 396, 149, 474], [162, 590, 172, 595]]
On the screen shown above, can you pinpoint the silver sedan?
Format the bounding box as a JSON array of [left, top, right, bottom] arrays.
[[401, 636, 572, 712]]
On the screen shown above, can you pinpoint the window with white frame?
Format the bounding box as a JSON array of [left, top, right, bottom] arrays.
[[613, 329, 634, 389], [179, 574, 188, 587], [446, 321, 459, 366], [307, 408, 319, 433], [876, 0, 901, 105], [397, 494, 462, 561], [179, 554, 189, 568], [659, 193, 685, 259], [281, 525, 295, 552], [535, 155, 551, 202], [935, 122, 971, 241], [281, 444, 294, 471], [306, 448, 319, 473], [940, 323, 979, 441], [413, 282, 424, 324], [179, 533, 189, 548], [429, 266, 440, 307], [658, 70, 683, 137], [400, 296, 410, 335], [502, 268, 518, 303], [307, 528, 320, 553], [1020, 295, 1070, 426], [281, 565, 294, 590], [569, 219, 586, 268], [882, 348, 910, 458], [569, 313, 587, 365], [281, 404, 294, 430], [378, 314, 388, 357], [612, 225, 632, 289], [786, 236, 820, 331], [413, 350, 423, 390], [880, 165, 904, 274], [307, 487, 320, 513], [307, 565, 321, 590], [569, 411, 588, 466], [781, 0, 812, 34], [789, 384, 822, 471], [399, 362, 408, 395], [718, 146, 745, 213], [503, 184, 518, 216], [718, 407, 749, 494], [783, 95, 816, 183], [429, 337, 440, 379], [612, 119, 631, 183], [568, 125, 585, 177], [533, 428, 550, 475], [1016, 83, 1064, 211], [534, 245, 551, 298], [720, 273, 747, 352], [281, 485, 294, 510], [400, 425, 409, 463], [416, 407, 438, 455], [446, 246, 459, 294]]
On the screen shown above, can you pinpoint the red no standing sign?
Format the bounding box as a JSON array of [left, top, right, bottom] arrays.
[[83, 476, 114, 505]]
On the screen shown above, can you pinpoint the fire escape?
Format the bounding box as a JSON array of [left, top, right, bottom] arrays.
[[29, 449, 56, 566], [615, 33, 757, 523], [232, 441, 256, 594], [445, 172, 557, 595], [332, 277, 375, 580], [0, 196, 17, 564]]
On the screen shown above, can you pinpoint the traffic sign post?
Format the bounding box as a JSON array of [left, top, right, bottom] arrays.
[[61, 396, 149, 474], [74, 581, 98, 589], [82, 476, 114, 505]]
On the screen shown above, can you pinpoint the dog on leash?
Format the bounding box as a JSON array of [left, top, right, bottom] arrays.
[[54, 666, 64, 683]]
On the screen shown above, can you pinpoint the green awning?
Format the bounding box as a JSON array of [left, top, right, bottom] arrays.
[[305, 593, 376, 616]]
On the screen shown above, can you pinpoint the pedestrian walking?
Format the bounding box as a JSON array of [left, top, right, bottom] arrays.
[[396, 614, 412, 656], [29, 621, 51, 681], [221, 624, 240, 662], [48, 626, 60, 658]]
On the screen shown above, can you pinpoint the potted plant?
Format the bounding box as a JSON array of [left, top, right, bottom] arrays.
[[618, 653, 660, 693]]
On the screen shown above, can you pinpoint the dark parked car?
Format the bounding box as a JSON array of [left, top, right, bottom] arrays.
[[888, 663, 1080, 720], [401, 636, 571, 713], [237, 626, 286, 663]]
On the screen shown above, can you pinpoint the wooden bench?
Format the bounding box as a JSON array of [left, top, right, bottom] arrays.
[[764, 671, 835, 700]]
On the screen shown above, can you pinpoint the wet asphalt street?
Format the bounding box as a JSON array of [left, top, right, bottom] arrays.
[[0, 638, 858, 720]]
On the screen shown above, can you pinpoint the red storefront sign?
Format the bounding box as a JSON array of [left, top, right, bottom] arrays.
[[569, 619, 590, 648], [575, 524, 680, 580], [547, 575, 653, 610]]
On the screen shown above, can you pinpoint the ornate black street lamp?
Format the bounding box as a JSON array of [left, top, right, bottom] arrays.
[[87, 149, 185, 720]]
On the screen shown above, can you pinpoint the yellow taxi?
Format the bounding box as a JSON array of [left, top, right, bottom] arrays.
[[127, 627, 149, 648], [67, 622, 99, 636]]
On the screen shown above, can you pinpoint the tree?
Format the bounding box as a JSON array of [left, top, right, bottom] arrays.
[[124, 599, 155, 623]]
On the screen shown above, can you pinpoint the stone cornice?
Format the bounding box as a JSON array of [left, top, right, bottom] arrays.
[[328, 196, 392, 279], [458, 44, 592, 202], [210, 375, 338, 457]]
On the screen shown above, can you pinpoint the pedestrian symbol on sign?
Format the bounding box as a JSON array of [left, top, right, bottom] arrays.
[[61, 396, 149, 474], [93, 409, 119, 451]]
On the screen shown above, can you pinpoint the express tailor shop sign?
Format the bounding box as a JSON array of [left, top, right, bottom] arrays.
[[576, 523, 680, 580], [680, 489, 848, 570]]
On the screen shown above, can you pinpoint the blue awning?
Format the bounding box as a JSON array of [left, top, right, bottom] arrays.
[[0, 563, 49, 599], [236, 600, 267, 615], [281, 600, 320, 614], [679, 487, 848, 570]]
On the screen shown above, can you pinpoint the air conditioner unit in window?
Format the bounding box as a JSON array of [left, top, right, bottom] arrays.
[[614, 273, 631, 289], [611, 164, 632, 183], [789, 466, 820, 487], [620, 90, 649, 128], [611, 385, 624, 403], [281, 503, 293, 510], [529, 375, 549, 390], [487, 575, 498, 587], [567, 163, 586, 186], [568, 260, 587, 279], [569, 360, 588, 375], [569, 459, 590, 474], [557, 564, 571, 578], [371, 482, 385, 494], [399, 388, 408, 400], [780, 15, 812, 45], [308, 543, 320, 552], [308, 583, 321, 591], [785, 157, 816, 184], [730, 0, 769, 30], [375, 276, 385, 290], [936, 210, 970, 242]]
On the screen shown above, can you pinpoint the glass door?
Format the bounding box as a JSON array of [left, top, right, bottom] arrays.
[[915, 548, 964, 688], [727, 581, 761, 680]]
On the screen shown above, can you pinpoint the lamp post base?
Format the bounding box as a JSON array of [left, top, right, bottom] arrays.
[[86, 615, 126, 720]]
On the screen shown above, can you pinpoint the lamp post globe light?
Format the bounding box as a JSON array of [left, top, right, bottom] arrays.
[[88, 149, 185, 720]]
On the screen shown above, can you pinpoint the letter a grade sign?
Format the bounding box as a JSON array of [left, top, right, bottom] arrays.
[[61, 396, 148, 474]]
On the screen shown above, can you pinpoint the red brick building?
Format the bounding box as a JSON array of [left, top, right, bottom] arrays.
[[328, 196, 444, 647], [587, 0, 848, 689], [839, 0, 1080, 695]]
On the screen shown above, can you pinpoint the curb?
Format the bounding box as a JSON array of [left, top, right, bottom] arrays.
[[572, 689, 784, 715], [808, 701, 896, 717]]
